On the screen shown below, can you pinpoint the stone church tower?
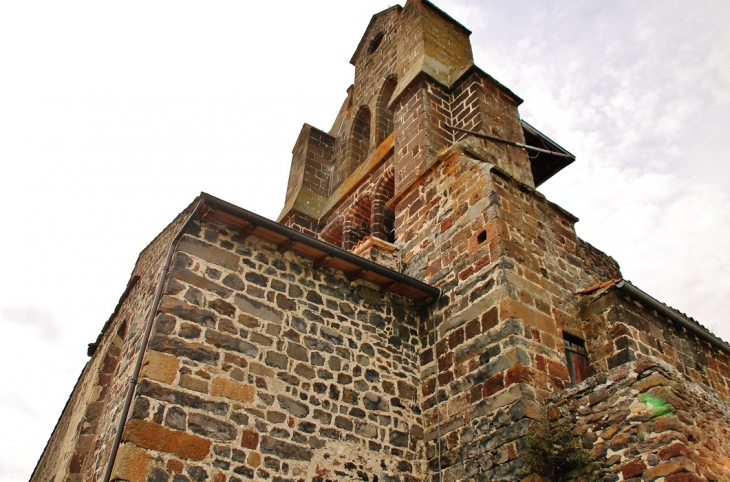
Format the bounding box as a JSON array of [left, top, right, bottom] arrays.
[[31, 2, 730, 482]]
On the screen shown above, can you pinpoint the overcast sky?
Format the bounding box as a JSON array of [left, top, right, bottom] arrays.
[[1, 1, 729, 480]]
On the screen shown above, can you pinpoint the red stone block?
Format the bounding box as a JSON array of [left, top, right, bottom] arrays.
[[241, 429, 259, 449], [124, 419, 211, 460], [440, 217, 451, 233], [505, 364, 534, 386], [472, 254, 491, 273], [167, 459, 184, 474], [465, 318, 480, 339], [535, 354, 547, 373], [468, 384, 483, 403], [436, 338, 449, 357], [69, 453, 84, 473], [665, 473, 704, 482], [483, 372, 505, 398], [438, 370, 454, 385], [547, 360, 570, 381], [438, 352, 453, 372], [621, 459, 646, 479], [481, 308, 498, 332], [448, 328, 465, 349], [422, 377, 436, 396], [458, 266, 474, 280], [659, 442, 691, 461]]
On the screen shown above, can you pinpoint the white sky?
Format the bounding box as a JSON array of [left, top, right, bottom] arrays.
[[1, 1, 729, 480]]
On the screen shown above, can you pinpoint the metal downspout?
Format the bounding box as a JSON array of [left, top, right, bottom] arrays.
[[102, 197, 206, 482], [429, 289, 444, 482], [615, 280, 730, 355]]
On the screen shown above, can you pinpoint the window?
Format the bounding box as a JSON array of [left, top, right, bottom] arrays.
[[563, 332, 590, 384], [368, 32, 384, 55]]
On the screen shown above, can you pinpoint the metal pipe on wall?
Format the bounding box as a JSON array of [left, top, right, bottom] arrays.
[[101, 197, 206, 482], [445, 124, 576, 159]]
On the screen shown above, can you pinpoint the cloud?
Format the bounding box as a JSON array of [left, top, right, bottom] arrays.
[[460, 1, 730, 342], [0, 305, 62, 342], [0, 393, 38, 418]]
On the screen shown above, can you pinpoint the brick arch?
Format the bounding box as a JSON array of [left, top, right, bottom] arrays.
[[347, 106, 372, 175], [375, 76, 397, 146], [69, 320, 127, 481], [343, 192, 372, 251], [321, 215, 344, 249], [370, 168, 396, 242]]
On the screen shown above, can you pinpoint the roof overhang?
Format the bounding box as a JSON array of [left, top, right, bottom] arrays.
[[580, 278, 730, 355], [201, 193, 440, 305], [522, 120, 575, 187]]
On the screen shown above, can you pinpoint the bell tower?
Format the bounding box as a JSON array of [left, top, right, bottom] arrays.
[[278, 1, 617, 480]]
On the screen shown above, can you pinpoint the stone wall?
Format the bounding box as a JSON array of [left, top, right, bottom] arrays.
[[386, 145, 621, 481], [112, 216, 426, 482], [450, 71, 532, 187], [582, 288, 730, 403], [31, 204, 194, 482], [32, 2, 730, 481], [549, 358, 730, 482], [280, 124, 335, 233]]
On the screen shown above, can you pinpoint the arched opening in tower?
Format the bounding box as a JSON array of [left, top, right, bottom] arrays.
[[347, 106, 372, 176], [375, 76, 397, 146], [343, 194, 372, 251]]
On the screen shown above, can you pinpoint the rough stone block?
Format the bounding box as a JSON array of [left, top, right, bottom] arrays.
[[205, 330, 258, 358], [621, 459, 647, 479], [645, 457, 696, 479], [498, 298, 557, 336], [658, 442, 692, 461], [234, 294, 284, 324], [665, 473, 705, 482], [188, 413, 237, 441], [159, 296, 217, 327], [124, 419, 211, 460], [140, 350, 178, 384], [110, 443, 152, 482], [178, 236, 240, 270], [148, 333, 219, 365], [211, 377, 254, 403], [260, 435, 313, 461], [240, 430, 259, 449]]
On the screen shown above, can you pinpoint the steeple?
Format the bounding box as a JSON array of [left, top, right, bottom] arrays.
[[279, 0, 574, 249]]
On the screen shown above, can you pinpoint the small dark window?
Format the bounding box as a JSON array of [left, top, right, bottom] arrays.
[[368, 33, 384, 55], [477, 230, 487, 243], [563, 332, 590, 384]]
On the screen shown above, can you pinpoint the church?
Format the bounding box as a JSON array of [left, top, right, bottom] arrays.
[[31, 1, 730, 481]]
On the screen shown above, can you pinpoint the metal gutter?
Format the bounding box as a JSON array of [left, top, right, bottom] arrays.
[[615, 280, 730, 355], [102, 197, 206, 482], [201, 192, 441, 302]]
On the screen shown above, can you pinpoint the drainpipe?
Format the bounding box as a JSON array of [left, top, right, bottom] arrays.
[[429, 289, 444, 482], [615, 280, 730, 355], [102, 197, 206, 482]]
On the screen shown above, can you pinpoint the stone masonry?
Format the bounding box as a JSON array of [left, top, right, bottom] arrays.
[[32, 1, 730, 482], [550, 359, 730, 482]]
